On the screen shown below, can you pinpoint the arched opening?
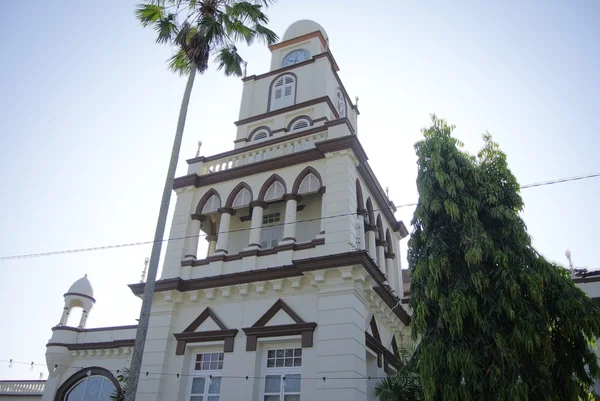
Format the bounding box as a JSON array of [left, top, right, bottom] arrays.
[[65, 376, 116, 401], [65, 306, 83, 328], [258, 175, 288, 249], [292, 167, 324, 243], [289, 117, 311, 132], [224, 183, 254, 255], [269, 74, 296, 111], [195, 189, 222, 258]]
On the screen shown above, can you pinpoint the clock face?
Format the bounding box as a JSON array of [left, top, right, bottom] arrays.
[[282, 49, 310, 67]]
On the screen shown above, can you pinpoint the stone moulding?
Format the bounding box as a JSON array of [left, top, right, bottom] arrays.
[[242, 299, 317, 351], [173, 307, 239, 354], [129, 251, 410, 326]]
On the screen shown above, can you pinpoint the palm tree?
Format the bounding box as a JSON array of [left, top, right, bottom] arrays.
[[110, 368, 128, 401], [125, 2, 278, 400], [375, 342, 423, 401]]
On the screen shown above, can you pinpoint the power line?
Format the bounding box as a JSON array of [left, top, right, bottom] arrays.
[[0, 359, 391, 381], [0, 172, 597, 262]]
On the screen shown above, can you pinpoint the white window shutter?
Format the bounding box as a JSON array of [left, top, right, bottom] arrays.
[[271, 75, 295, 111], [232, 188, 250, 208], [298, 173, 319, 194], [264, 181, 284, 201], [202, 194, 220, 214]]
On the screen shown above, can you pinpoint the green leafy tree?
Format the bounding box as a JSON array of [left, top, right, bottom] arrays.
[[408, 115, 600, 401], [126, 1, 278, 400], [375, 342, 424, 401]]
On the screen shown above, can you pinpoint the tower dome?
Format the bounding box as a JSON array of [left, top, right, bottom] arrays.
[[58, 275, 96, 328], [282, 20, 328, 43], [66, 274, 94, 299]]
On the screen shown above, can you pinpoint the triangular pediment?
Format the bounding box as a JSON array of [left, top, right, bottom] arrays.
[[194, 316, 223, 332], [252, 299, 305, 327], [369, 316, 382, 343], [174, 307, 238, 355], [182, 307, 227, 333]]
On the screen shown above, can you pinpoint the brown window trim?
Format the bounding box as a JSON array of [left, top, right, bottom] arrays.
[[173, 307, 238, 354], [242, 299, 317, 351]]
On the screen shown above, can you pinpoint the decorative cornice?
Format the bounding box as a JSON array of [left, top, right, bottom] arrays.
[[46, 340, 135, 351], [234, 97, 338, 127], [51, 325, 137, 333], [174, 329, 239, 354], [176, 135, 364, 190], [63, 292, 96, 303], [243, 323, 317, 351], [129, 250, 411, 326]]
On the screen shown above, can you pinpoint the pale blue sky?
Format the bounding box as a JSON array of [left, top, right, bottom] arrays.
[[1, 0, 599, 380]]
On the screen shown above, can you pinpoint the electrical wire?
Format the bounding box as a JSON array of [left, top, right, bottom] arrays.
[[1, 359, 388, 381], [0, 172, 597, 262]]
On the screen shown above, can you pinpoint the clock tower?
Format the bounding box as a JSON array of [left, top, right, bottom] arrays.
[[144, 19, 410, 401], [234, 20, 357, 149]]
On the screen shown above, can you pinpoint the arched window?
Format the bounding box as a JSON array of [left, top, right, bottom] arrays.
[[65, 376, 116, 401], [290, 118, 311, 132], [270, 74, 296, 111], [202, 194, 220, 214], [252, 130, 268, 143], [232, 188, 251, 208], [298, 173, 320, 194], [264, 181, 285, 201], [336, 89, 346, 118]]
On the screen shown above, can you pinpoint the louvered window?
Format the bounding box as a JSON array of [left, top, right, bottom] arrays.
[[264, 181, 285, 201], [291, 118, 310, 132], [232, 188, 251, 208], [271, 75, 295, 111], [298, 173, 320, 194], [253, 130, 268, 143], [202, 194, 220, 214]]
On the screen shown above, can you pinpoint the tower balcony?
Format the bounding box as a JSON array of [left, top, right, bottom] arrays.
[[187, 128, 328, 176]]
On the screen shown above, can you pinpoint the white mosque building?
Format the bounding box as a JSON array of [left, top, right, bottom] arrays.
[[0, 20, 413, 401]]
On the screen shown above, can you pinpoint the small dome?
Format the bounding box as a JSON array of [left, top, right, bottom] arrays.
[[282, 20, 328, 43], [66, 274, 94, 299]]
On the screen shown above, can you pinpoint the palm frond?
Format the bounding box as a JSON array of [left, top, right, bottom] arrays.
[[215, 45, 244, 76], [198, 16, 227, 46], [154, 13, 178, 43], [254, 23, 278, 45], [135, 3, 166, 27], [168, 48, 193, 75], [228, 2, 269, 24]]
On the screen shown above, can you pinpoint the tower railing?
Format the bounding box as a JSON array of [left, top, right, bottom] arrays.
[[0, 380, 46, 394], [200, 132, 328, 175]]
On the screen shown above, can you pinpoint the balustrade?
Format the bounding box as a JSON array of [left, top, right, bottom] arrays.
[[201, 132, 327, 175], [0, 381, 45, 394]]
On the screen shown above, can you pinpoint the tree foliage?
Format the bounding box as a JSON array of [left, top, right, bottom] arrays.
[[135, 0, 278, 76], [408, 115, 600, 401], [376, 342, 424, 401]]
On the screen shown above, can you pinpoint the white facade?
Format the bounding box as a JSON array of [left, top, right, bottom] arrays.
[[13, 19, 411, 401]]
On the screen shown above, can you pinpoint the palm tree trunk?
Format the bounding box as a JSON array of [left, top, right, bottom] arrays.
[[124, 64, 197, 401]]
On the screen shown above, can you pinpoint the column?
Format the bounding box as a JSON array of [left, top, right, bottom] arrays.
[[214, 208, 234, 254], [183, 215, 202, 259], [396, 241, 404, 297], [206, 235, 217, 257], [78, 310, 88, 328], [247, 202, 265, 247], [58, 307, 69, 326], [282, 194, 300, 242], [366, 226, 377, 261], [356, 211, 367, 250], [385, 254, 397, 290], [376, 240, 386, 273], [319, 189, 327, 235]]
